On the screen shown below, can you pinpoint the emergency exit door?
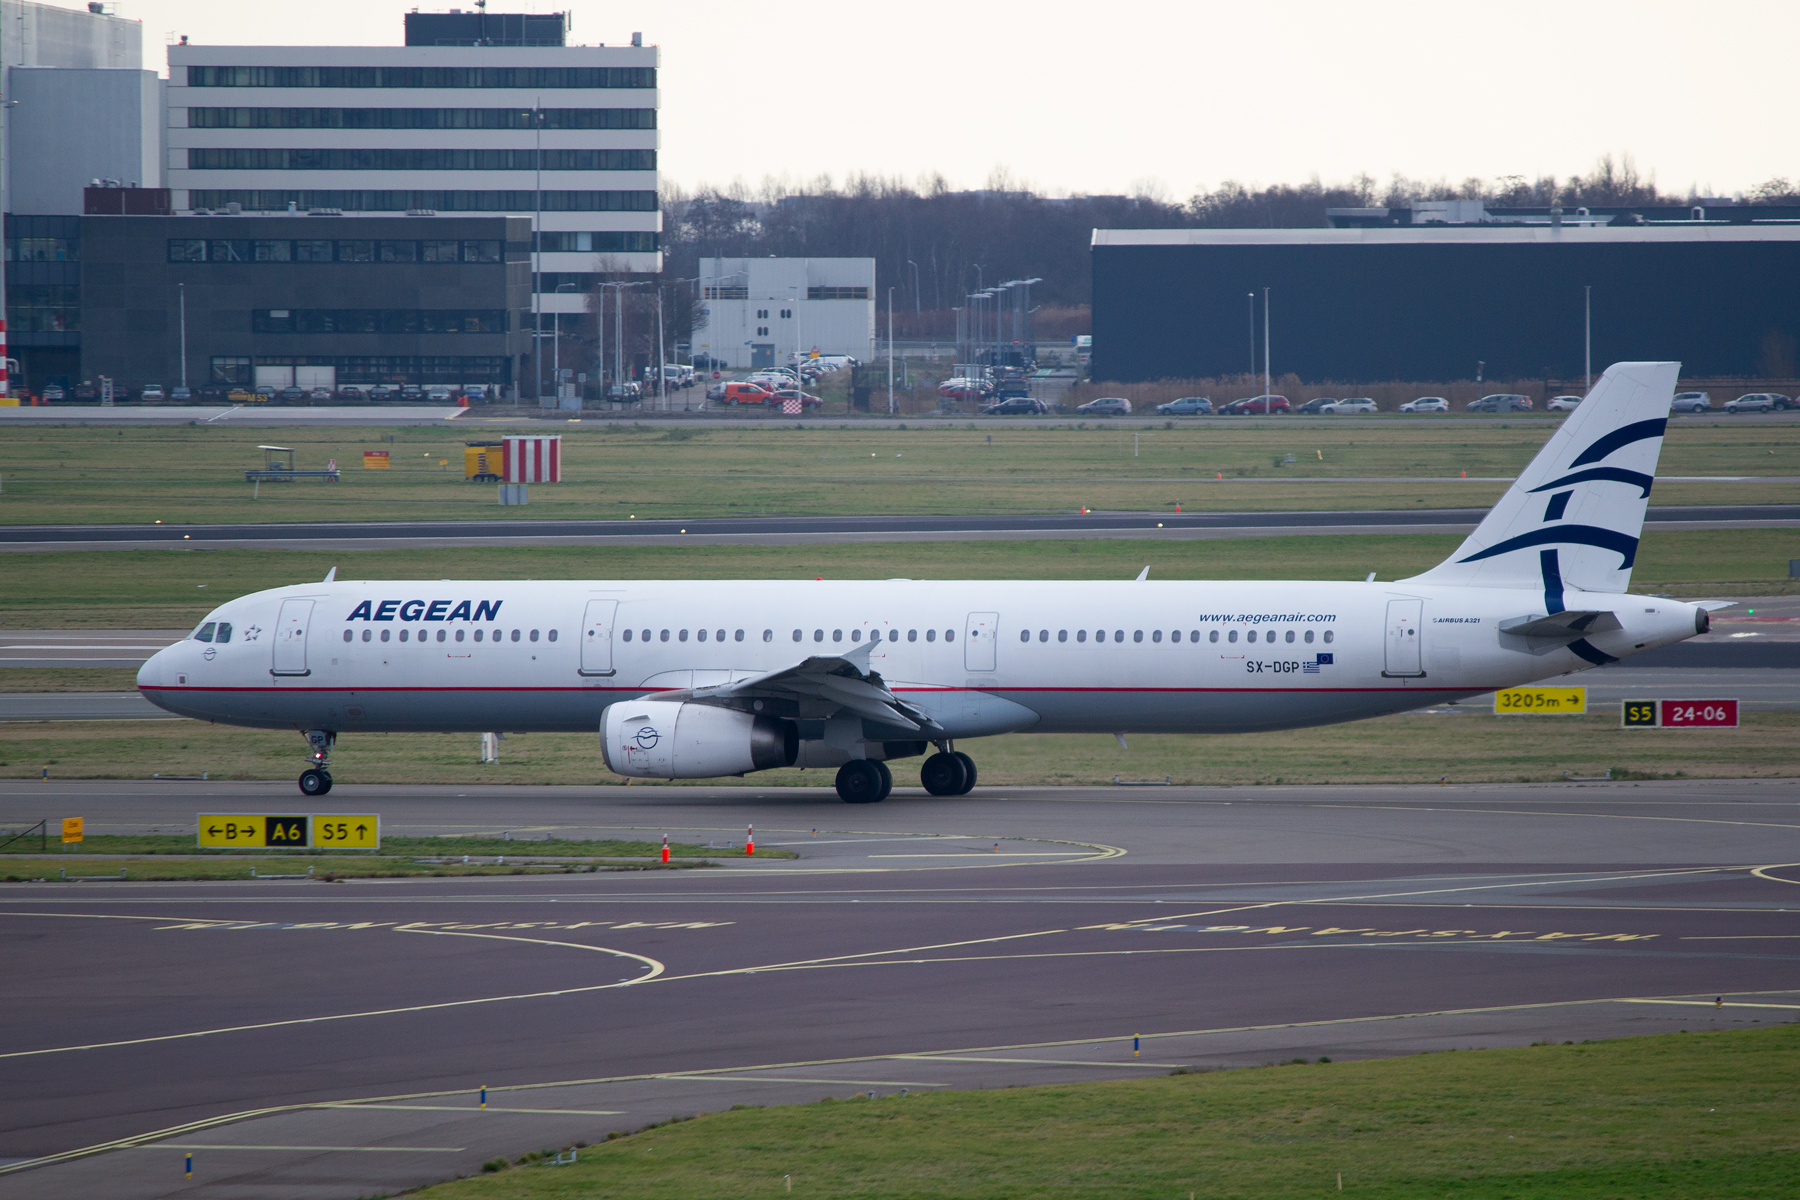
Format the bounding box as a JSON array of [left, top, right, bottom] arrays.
[[1383, 599, 1424, 677], [579, 599, 618, 676]]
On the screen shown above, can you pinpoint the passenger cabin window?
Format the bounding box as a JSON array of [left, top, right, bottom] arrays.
[[1228, 630, 1238, 643], [1247, 630, 1258, 643], [531, 630, 541, 642], [381, 629, 390, 642], [1134, 631, 1144, 643], [362, 629, 372, 642], [342, 629, 352, 642], [793, 629, 803, 641], [697, 629, 707, 642], [1113, 630, 1123, 643], [623, 629, 633, 641], [832, 630, 843, 642], [908, 629, 918, 642], [1324, 630, 1335, 643], [548, 630, 558, 641], [679, 629, 688, 642], [455, 629, 465, 642], [926, 629, 937, 642], [945, 630, 955, 642], [1077, 630, 1087, 643], [1286, 630, 1296, 643], [1152, 630, 1162, 643], [1020, 629, 1030, 643], [851, 630, 861, 642], [1305, 630, 1314, 643]]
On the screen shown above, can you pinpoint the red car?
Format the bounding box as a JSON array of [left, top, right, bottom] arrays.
[[1220, 394, 1290, 415]]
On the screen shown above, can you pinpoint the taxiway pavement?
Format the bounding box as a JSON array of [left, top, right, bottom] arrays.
[[2, 776, 1797, 1198]]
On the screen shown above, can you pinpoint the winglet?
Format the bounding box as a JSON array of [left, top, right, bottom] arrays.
[[1135, 566, 1150, 582], [323, 567, 337, 583]]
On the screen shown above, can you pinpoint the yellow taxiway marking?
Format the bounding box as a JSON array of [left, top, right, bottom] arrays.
[[653, 1075, 944, 1087], [1681, 934, 1800, 940], [317, 1103, 623, 1116], [1750, 863, 1800, 884], [1618, 999, 1800, 1010], [895, 1054, 1181, 1069], [145, 1143, 464, 1153]]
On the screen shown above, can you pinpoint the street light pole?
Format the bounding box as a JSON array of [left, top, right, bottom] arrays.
[[1584, 285, 1592, 392], [1262, 286, 1271, 399], [1247, 292, 1255, 380], [552, 281, 577, 403], [179, 283, 188, 390], [887, 285, 895, 414], [906, 259, 920, 316]]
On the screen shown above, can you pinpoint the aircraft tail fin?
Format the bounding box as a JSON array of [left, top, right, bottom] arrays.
[[1401, 361, 1680, 601]]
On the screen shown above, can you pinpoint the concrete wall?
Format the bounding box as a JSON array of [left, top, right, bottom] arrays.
[[694, 257, 875, 369], [1, 0, 142, 70], [9, 67, 161, 213]]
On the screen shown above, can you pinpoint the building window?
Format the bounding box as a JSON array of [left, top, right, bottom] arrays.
[[252, 310, 508, 334], [187, 189, 659, 214], [6, 284, 80, 332], [536, 231, 658, 254], [168, 239, 208, 262], [807, 286, 870, 300], [187, 65, 657, 90], [336, 240, 375, 263], [6, 236, 77, 262], [188, 106, 658, 131], [255, 239, 292, 262], [186, 147, 656, 172], [210, 357, 252, 384], [294, 240, 333, 262]]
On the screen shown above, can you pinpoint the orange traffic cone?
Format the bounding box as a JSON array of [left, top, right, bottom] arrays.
[[1216, 472, 1222, 479], [746, 824, 755, 856], [661, 834, 670, 864], [1174, 503, 1181, 512]]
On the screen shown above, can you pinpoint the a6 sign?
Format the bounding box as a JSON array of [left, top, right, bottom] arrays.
[[1621, 699, 1738, 729]]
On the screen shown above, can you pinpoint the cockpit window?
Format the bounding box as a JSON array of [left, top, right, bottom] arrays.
[[194, 622, 216, 642], [214, 622, 233, 644]]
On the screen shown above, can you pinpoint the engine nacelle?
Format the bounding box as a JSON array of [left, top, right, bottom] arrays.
[[600, 700, 797, 779]]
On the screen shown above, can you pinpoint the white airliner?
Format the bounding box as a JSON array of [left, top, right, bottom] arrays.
[[140, 362, 1711, 802]]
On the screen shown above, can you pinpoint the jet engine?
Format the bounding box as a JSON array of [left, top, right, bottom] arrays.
[[600, 700, 798, 779]]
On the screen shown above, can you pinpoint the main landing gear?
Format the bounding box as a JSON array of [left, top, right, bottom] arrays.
[[298, 729, 335, 796], [835, 759, 892, 803], [920, 748, 976, 797]]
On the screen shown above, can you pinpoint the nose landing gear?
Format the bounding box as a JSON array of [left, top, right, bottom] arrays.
[[298, 729, 335, 796]]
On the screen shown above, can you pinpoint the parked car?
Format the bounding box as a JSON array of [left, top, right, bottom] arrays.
[[72, 382, 101, 401], [170, 385, 192, 401], [705, 382, 728, 402], [462, 384, 489, 402], [1294, 397, 1338, 414], [399, 385, 424, 401], [1545, 395, 1584, 412], [1076, 396, 1132, 416], [425, 386, 454, 402], [253, 385, 277, 400], [938, 379, 993, 402], [1155, 396, 1213, 415], [1670, 391, 1711, 413], [1319, 397, 1377, 414], [366, 384, 396, 401], [307, 387, 334, 402], [718, 381, 776, 405], [1468, 393, 1532, 413], [768, 388, 824, 408], [279, 386, 306, 402], [40, 385, 65, 402], [1725, 392, 1793, 413], [980, 397, 1050, 415], [140, 384, 165, 401], [1399, 396, 1448, 413], [1219, 395, 1290, 415], [338, 385, 366, 401]]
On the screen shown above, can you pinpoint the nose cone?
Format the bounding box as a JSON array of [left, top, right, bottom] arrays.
[[137, 645, 177, 712]]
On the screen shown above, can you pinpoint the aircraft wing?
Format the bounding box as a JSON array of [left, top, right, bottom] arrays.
[[658, 641, 944, 735]]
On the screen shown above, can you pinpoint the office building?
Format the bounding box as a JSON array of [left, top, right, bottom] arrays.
[[165, 10, 661, 337], [1092, 224, 1800, 384], [696, 258, 875, 369], [79, 212, 531, 393]]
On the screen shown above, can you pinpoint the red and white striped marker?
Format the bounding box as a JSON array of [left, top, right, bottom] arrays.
[[745, 824, 754, 856], [660, 834, 669, 864]]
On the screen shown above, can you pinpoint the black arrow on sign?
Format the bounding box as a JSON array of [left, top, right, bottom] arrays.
[[206, 825, 220, 837], [356, 824, 368, 837]]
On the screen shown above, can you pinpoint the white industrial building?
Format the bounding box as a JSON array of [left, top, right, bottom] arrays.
[[164, 11, 661, 322], [3, 0, 162, 213], [697, 258, 875, 369]]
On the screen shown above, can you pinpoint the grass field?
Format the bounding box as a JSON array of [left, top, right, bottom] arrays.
[[403, 1025, 1800, 1199], [0, 419, 1793, 525], [5, 711, 1795, 788], [1, 529, 1792, 629], [0, 833, 786, 881]]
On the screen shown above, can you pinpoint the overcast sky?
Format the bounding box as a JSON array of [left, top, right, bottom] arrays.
[[98, 0, 1795, 200]]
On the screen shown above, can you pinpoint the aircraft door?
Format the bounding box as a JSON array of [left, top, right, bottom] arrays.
[[579, 599, 618, 676], [1383, 599, 1424, 677], [964, 611, 998, 671], [272, 599, 314, 676]]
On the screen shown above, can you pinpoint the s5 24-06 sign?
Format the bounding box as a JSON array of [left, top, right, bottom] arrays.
[[198, 814, 379, 849], [1621, 700, 1738, 729]]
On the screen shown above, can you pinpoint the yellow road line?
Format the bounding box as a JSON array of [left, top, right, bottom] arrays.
[[895, 1054, 1180, 1069], [317, 1104, 623, 1115], [1617, 999, 1800, 1010]]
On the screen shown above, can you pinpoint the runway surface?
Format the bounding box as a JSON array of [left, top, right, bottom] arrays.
[[3, 776, 1798, 1198], [3, 503, 1796, 552]]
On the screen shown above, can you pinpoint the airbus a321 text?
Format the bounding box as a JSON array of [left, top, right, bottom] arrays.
[[140, 362, 1714, 802]]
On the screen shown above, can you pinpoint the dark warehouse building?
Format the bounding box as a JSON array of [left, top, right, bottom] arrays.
[[1091, 225, 1800, 384]]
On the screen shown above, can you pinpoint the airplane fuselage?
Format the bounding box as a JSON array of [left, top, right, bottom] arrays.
[[138, 578, 1703, 738]]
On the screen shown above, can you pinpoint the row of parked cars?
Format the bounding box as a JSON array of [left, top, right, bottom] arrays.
[[1081, 390, 1796, 417]]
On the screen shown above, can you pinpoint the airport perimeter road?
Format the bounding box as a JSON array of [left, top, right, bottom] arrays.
[[3, 503, 1796, 552], [3, 777, 1798, 1199]]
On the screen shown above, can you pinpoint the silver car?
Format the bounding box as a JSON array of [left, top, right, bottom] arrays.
[[1399, 396, 1447, 413], [1077, 397, 1132, 416], [1671, 391, 1711, 413], [1725, 392, 1791, 413], [1319, 397, 1377, 414]]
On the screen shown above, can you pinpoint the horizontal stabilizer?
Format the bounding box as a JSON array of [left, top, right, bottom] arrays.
[[1500, 610, 1623, 640]]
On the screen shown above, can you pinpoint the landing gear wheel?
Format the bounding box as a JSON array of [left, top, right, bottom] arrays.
[[873, 760, 893, 802], [835, 760, 884, 803], [920, 751, 967, 797], [299, 768, 332, 797], [952, 752, 977, 795]]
